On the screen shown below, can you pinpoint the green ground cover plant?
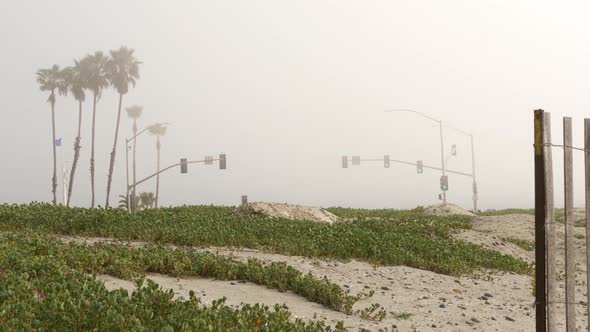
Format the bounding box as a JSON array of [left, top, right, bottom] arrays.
[[477, 209, 535, 216], [0, 232, 347, 331], [0, 203, 531, 276], [0, 232, 359, 313], [327, 206, 428, 219], [503, 238, 534, 251]]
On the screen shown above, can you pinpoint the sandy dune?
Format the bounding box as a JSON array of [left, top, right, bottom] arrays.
[[59, 213, 545, 331]]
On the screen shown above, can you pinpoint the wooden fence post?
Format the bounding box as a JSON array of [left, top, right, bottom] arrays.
[[543, 112, 557, 332], [584, 119, 590, 332], [563, 117, 575, 331], [534, 109, 547, 332]]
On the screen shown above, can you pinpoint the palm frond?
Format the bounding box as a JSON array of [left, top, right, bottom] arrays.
[[36, 64, 68, 103], [35, 64, 61, 93], [125, 105, 143, 119], [147, 123, 167, 136], [82, 51, 110, 97], [107, 46, 141, 95]]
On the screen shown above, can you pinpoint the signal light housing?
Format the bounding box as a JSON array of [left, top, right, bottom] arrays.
[[219, 154, 226, 170], [417, 160, 423, 173], [180, 158, 188, 174], [440, 175, 449, 191], [384, 155, 390, 168]]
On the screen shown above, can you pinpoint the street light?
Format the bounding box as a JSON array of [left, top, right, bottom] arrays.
[[125, 122, 170, 211], [385, 109, 448, 204], [437, 121, 478, 212], [384, 109, 478, 212]]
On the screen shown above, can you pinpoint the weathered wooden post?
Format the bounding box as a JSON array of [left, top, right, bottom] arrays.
[[584, 119, 590, 332], [563, 117, 575, 331], [542, 112, 556, 332], [534, 109, 547, 332]]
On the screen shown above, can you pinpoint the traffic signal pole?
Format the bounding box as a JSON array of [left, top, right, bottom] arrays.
[[470, 134, 478, 213], [439, 120, 447, 204], [344, 157, 473, 177], [127, 154, 226, 209], [384, 109, 477, 210]]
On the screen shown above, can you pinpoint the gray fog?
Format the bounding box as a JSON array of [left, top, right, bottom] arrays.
[[2, 0, 589, 210]]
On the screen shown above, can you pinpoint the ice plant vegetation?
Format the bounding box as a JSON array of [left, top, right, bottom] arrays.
[[0, 204, 531, 276], [0, 232, 348, 331]]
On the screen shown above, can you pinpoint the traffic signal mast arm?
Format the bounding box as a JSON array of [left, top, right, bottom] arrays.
[[130, 155, 226, 191], [350, 157, 473, 178]]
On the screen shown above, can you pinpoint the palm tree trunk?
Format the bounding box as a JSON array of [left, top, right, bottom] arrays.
[[105, 93, 124, 208], [67, 100, 83, 206], [50, 95, 57, 205], [155, 136, 161, 208], [90, 93, 97, 208], [132, 119, 138, 211]]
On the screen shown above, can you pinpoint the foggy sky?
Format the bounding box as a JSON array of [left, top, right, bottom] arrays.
[[2, 0, 590, 210]]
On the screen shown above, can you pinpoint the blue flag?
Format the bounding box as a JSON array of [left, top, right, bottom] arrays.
[[55, 138, 62, 147]]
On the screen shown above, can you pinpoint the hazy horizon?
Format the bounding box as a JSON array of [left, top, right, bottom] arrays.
[[2, 1, 590, 210]]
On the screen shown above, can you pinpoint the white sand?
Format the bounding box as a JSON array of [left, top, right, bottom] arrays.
[[455, 214, 589, 331], [240, 202, 340, 224], [425, 203, 476, 217], [59, 213, 543, 332]]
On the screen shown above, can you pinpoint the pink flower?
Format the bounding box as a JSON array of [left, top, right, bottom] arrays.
[[152, 300, 158, 305], [39, 292, 46, 299]]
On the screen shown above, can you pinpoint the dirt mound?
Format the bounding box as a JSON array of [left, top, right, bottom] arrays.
[[234, 202, 340, 224], [425, 203, 476, 217]]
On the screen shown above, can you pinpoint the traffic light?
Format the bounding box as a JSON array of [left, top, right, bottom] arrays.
[[384, 155, 390, 168], [342, 156, 348, 168], [180, 158, 188, 174], [352, 156, 360, 165], [219, 154, 226, 170], [416, 160, 423, 173], [451, 144, 457, 156], [440, 175, 448, 191]]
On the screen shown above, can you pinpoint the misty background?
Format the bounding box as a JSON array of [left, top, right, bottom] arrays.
[[1, 0, 589, 210]]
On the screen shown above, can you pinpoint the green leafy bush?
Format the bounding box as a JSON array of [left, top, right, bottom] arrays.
[[0, 232, 359, 313], [0, 233, 346, 331], [0, 204, 531, 276]]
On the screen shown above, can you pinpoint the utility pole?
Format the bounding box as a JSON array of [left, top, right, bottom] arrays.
[[470, 134, 478, 212], [128, 154, 227, 202], [125, 143, 130, 210], [386, 109, 449, 204], [125, 122, 170, 212], [384, 109, 478, 209], [62, 161, 68, 205], [439, 120, 447, 204]]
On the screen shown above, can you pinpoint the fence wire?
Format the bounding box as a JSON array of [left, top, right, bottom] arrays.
[[534, 143, 589, 153]]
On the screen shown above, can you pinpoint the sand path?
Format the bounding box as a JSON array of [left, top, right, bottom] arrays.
[[57, 215, 540, 332]]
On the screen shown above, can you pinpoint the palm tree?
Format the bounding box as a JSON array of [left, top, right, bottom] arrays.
[[138, 192, 155, 210], [36, 65, 68, 205], [84, 51, 110, 208], [64, 60, 90, 206], [117, 194, 128, 210], [147, 123, 167, 208], [105, 46, 141, 208], [125, 105, 143, 211]]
